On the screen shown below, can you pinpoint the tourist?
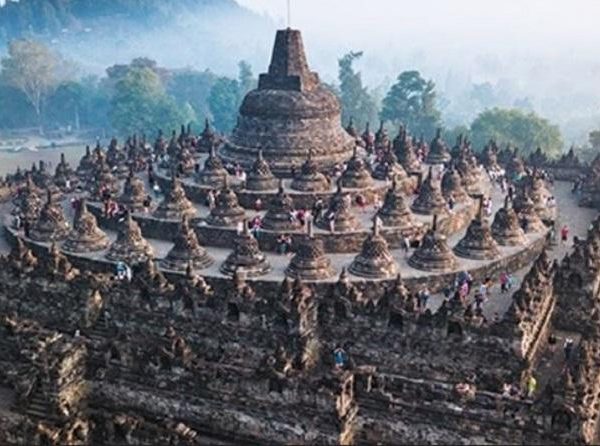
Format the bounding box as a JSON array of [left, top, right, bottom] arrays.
[[333, 346, 347, 370], [327, 211, 336, 233], [507, 273, 515, 290], [23, 219, 30, 238], [373, 196, 382, 212], [564, 338, 574, 362], [356, 194, 366, 212], [143, 195, 152, 213], [312, 198, 324, 220], [418, 287, 430, 310], [12, 214, 21, 229], [254, 197, 262, 212], [401, 234, 411, 257], [251, 216, 262, 239], [499, 271, 509, 293], [115, 261, 127, 280], [277, 234, 288, 255], [296, 208, 307, 227], [560, 225, 569, 245], [526, 374, 537, 398], [447, 195, 455, 212], [206, 190, 216, 210], [485, 198, 493, 216], [152, 183, 161, 198]]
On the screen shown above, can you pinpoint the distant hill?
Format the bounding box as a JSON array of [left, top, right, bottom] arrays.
[[0, 0, 275, 76], [0, 0, 244, 40]]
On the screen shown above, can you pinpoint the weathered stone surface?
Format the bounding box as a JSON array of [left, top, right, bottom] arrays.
[[316, 182, 361, 232], [286, 222, 335, 280], [195, 146, 228, 189], [54, 153, 76, 189], [29, 190, 70, 242], [245, 150, 278, 191], [453, 200, 500, 260], [118, 169, 148, 213], [492, 197, 527, 246], [340, 147, 374, 189], [219, 29, 354, 175], [153, 175, 196, 220], [62, 199, 110, 253], [411, 167, 448, 216], [393, 126, 421, 173], [206, 182, 246, 227], [409, 215, 458, 272], [441, 164, 470, 204], [197, 118, 221, 153], [349, 220, 397, 278], [220, 223, 271, 277], [106, 212, 154, 264], [262, 181, 302, 231], [290, 152, 331, 192], [373, 149, 409, 183], [376, 178, 418, 230], [160, 216, 213, 271], [425, 128, 451, 165], [514, 188, 546, 233]]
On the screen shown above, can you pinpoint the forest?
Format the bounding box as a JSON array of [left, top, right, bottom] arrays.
[[0, 0, 597, 156]]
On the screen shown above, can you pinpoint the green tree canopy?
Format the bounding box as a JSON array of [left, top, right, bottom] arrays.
[[109, 67, 195, 136], [380, 70, 441, 138], [167, 69, 218, 126], [338, 51, 378, 130], [470, 108, 563, 156], [0, 39, 70, 127], [207, 61, 256, 133], [208, 77, 240, 133]]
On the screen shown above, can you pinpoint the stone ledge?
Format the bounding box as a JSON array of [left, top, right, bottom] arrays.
[[4, 223, 548, 295]]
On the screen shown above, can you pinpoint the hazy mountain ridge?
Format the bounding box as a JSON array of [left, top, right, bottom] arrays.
[[0, 0, 274, 75]]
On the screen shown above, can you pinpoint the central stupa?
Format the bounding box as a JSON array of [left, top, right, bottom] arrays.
[[219, 29, 354, 175]]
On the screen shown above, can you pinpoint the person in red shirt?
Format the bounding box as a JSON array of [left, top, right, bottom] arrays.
[[560, 225, 569, 245]]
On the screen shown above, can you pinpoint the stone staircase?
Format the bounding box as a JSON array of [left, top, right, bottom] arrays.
[[26, 390, 57, 422]]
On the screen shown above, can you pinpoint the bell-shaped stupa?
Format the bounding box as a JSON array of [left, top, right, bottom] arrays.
[[219, 29, 354, 175]]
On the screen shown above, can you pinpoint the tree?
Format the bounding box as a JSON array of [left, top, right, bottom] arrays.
[[238, 60, 256, 99], [589, 130, 600, 150], [0, 39, 70, 129], [380, 70, 441, 138], [470, 108, 563, 156], [109, 67, 195, 136], [337, 51, 378, 130], [208, 77, 240, 133], [167, 69, 218, 124], [205, 62, 255, 133]]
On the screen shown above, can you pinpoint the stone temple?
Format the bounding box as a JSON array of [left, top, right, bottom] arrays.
[[219, 28, 354, 175], [2, 27, 600, 446]]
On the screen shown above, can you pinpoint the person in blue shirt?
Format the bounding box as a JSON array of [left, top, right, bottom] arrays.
[[334, 346, 347, 369]]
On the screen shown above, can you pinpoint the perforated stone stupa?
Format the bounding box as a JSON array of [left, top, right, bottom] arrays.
[[219, 29, 354, 175], [285, 222, 335, 280], [160, 216, 213, 271], [408, 215, 458, 272], [153, 175, 196, 220], [62, 199, 109, 253], [106, 213, 154, 264], [220, 223, 271, 277], [454, 199, 500, 260], [29, 190, 70, 243], [492, 196, 527, 246], [349, 220, 397, 279]]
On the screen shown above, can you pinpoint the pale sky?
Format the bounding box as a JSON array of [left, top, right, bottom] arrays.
[[236, 0, 600, 53]]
